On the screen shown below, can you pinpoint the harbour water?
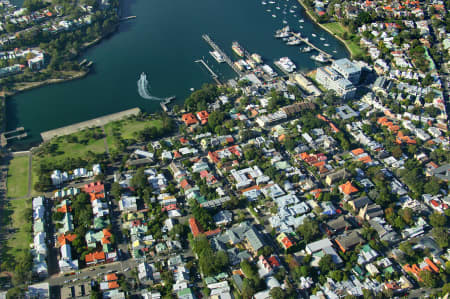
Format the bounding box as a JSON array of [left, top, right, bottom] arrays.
[[6, 0, 348, 147]]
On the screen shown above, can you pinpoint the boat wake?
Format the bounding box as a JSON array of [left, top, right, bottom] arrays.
[[137, 72, 166, 101]]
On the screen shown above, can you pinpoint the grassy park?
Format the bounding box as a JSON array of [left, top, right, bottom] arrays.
[[322, 22, 365, 58], [6, 156, 29, 199]]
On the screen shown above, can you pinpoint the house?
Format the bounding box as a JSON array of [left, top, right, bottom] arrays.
[[182, 113, 198, 126], [213, 210, 233, 226], [305, 238, 343, 265], [335, 231, 364, 253], [189, 218, 221, 238], [339, 181, 359, 196], [325, 169, 351, 186], [276, 232, 295, 250], [324, 216, 352, 235], [119, 196, 138, 212], [196, 111, 209, 124]]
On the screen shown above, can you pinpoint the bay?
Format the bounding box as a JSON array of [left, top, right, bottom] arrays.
[[6, 0, 348, 148]]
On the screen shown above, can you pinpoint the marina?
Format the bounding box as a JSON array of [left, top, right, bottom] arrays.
[[6, 0, 348, 146]]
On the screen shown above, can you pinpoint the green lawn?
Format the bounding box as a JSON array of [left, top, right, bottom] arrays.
[[37, 130, 107, 164], [322, 22, 364, 58], [323, 22, 347, 35], [6, 198, 32, 258], [7, 156, 29, 199], [104, 118, 163, 150], [0, 197, 32, 266]]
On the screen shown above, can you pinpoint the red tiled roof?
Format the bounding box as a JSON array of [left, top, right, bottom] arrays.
[[108, 281, 119, 289], [182, 113, 198, 126], [281, 236, 294, 249], [105, 273, 118, 281], [189, 217, 202, 238], [339, 181, 358, 195], [84, 181, 104, 194], [351, 148, 364, 156]]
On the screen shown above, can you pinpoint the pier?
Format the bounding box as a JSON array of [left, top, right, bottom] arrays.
[[1, 127, 27, 147], [41, 108, 141, 142], [160, 96, 176, 113], [292, 32, 333, 61], [201, 34, 244, 77], [195, 59, 221, 85]]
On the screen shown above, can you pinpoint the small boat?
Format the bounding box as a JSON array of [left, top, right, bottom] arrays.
[[276, 6, 280, 9], [333, 50, 337, 53], [268, 1, 275, 3], [190, 88, 195, 91], [293, 14, 297, 17], [266, 9, 271, 12], [299, 18, 304, 22], [320, 37, 325, 41], [312, 33, 317, 37], [262, 1, 267, 4], [300, 46, 312, 52], [299, 25, 303, 28], [311, 53, 329, 63], [292, 5, 297, 8], [324, 43, 329, 46], [283, 9, 287, 14], [289, 9, 295, 13], [272, 14, 277, 17], [283, 19, 288, 24]]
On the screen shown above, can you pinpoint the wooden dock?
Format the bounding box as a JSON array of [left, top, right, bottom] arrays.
[[201, 34, 243, 77], [195, 59, 221, 85]]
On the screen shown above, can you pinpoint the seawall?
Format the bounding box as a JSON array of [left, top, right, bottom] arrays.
[[41, 107, 141, 142]]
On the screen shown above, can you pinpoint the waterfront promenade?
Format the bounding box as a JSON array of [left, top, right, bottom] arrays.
[[40, 108, 141, 141]]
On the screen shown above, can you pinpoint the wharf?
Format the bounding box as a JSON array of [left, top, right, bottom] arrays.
[[41, 108, 141, 142], [195, 59, 221, 85], [292, 32, 333, 61], [1, 127, 27, 147], [202, 34, 244, 77]]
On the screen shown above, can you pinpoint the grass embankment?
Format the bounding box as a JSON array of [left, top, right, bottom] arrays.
[[6, 156, 29, 199], [104, 118, 163, 150], [321, 22, 365, 58]]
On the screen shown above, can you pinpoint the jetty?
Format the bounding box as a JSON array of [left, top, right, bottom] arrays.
[[201, 34, 243, 76], [292, 32, 333, 61], [160, 96, 176, 113], [1, 127, 27, 147], [195, 59, 221, 85], [41, 108, 141, 142]]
